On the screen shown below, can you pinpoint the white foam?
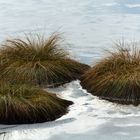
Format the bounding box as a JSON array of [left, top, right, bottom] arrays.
[[126, 4, 140, 8], [1, 81, 140, 140]]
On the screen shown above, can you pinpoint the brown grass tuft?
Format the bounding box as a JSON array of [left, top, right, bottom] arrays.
[[80, 41, 140, 106], [0, 82, 73, 124], [0, 33, 90, 87]]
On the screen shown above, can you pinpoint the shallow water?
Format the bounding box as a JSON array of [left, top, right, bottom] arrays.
[[0, 0, 140, 140], [1, 81, 140, 140]]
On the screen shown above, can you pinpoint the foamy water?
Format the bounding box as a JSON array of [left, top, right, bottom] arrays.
[[1, 81, 140, 140], [0, 0, 140, 139]]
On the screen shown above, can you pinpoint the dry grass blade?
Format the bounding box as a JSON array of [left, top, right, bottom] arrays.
[[0, 33, 90, 87], [80, 41, 140, 106], [0, 82, 73, 124]]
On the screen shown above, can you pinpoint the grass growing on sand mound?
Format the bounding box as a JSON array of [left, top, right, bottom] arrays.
[[80, 42, 140, 106], [0, 33, 90, 87], [0, 82, 73, 124]]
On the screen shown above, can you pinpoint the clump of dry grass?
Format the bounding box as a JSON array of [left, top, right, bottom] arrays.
[[0, 33, 90, 87], [80, 42, 140, 106], [0, 82, 73, 124]]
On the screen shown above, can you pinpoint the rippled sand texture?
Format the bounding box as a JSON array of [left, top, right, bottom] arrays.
[[0, 0, 140, 140]]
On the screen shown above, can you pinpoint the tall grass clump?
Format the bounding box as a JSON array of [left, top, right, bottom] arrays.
[[0, 33, 90, 87], [80, 41, 140, 106], [0, 82, 73, 124]]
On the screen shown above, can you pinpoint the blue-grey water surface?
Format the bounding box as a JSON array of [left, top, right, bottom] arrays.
[[0, 0, 140, 140]]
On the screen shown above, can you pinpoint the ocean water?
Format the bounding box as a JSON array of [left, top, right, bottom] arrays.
[[0, 0, 140, 140]]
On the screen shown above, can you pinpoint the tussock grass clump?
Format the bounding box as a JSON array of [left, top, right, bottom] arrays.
[[80, 42, 140, 106], [0, 34, 90, 87], [0, 82, 73, 124]]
